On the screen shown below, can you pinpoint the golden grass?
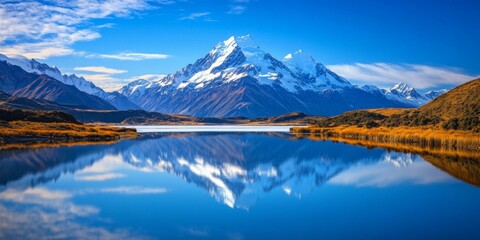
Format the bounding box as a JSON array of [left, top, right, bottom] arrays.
[[291, 125, 480, 152], [0, 140, 119, 150], [0, 121, 138, 147]]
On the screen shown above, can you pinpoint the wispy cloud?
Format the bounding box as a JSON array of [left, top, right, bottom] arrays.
[[179, 11, 211, 20], [74, 66, 127, 74], [75, 173, 126, 181], [329, 160, 453, 187], [100, 186, 168, 194], [227, 5, 247, 15], [226, 0, 251, 15], [128, 74, 167, 81], [72, 66, 130, 91], [0, 187, 147, 240], [327, 63, 478, 89], [0, 188, 72, 203], [76, 74, 128, 91], [0, 0, 167, 59], [88, 52, 170, 60]]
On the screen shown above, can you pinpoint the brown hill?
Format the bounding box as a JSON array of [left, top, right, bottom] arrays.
[[419, 78, 480, 119], [312, 78, 480, 131], [416, 78, 480, 130]]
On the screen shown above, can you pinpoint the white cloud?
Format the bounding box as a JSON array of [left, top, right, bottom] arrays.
[[0, 187, 147, 240], [76, 70, 168, 91], [128, 74, 167, 81], [227, 5, 247, 15], [329, 160, 453, 187], [226, 0, 251, 15], [75, 173, 126, 181], [74, 66, 127, 74], [179, 12, 211, 20], [78, 74, 128, 91], [0, 0, 165, 59], [327, 63, 478, 89], [88, 52, 170, 61], [100, 186, 168, 194], [0, 188, 72, 203]]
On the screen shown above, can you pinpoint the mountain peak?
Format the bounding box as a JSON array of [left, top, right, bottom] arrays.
[[222, 35, 260, 51], [283, 49, 317, 78], [284, 49, 316, 63], [385, 82, 428, 106], [390, 82, 413, 93]]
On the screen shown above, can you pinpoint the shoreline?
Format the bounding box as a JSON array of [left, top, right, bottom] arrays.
[[291, 126, 480, 153], [0, 121, 138, 149]]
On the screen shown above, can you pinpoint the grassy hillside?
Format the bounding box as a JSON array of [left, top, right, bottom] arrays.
[[416, 78, 480, 130], [310, 78, 480, 131]]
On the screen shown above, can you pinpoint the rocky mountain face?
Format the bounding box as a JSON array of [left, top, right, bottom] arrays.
[[119, 35, 417, 117], [0, 54, 140, 110], [361, 82, 448, 107], [0, 36, 449, 117], [0, 61, 115, 110]]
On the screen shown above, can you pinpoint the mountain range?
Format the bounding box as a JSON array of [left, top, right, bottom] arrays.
[[0, 35, 448, 118], [0, 54, 140, 110], [119, 35, 446, 117], [0, 61, 116, 110]]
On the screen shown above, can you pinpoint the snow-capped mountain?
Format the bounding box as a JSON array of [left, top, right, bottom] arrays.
[[1, 36, 448, 116], [384, 82, 428, 106], [382, 82, 447, 107], [0, 54, 139, 110], [283, 49, 351, 91], [424, 89, 448, 100], [120, 35, 413, 117], [0, 61, 116, 110]]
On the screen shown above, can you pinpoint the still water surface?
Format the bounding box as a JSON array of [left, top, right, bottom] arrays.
[[0, 126, 479, 239]]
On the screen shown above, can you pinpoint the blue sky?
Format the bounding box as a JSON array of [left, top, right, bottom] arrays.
[[1, 0, 479, 91]]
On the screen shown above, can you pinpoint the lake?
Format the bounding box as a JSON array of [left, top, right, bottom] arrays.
[[0, 126, 479, 240]]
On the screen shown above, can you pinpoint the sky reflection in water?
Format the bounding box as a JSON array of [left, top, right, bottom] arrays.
[[0, 132, 479, 240]]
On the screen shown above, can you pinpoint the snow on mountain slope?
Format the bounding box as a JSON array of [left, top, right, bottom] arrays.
[[384, 82, 433, 107], [121, 35, 350, 95], [283, 49, 351, 91], [359, 84, 383, 94], [424, 89, 448, 100], [0, 53, 140, 110], [119, 35, 417, 117], [0, 61, 116, 110], [158, 35, 299, 91], [0, 53, 64, 81]]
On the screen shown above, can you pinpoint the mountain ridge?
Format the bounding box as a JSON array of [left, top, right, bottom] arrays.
[[119, 35, 420, 117], [0, 54, 140, 110], [0, 61, 115, 110], [0, 35, 450, 117]]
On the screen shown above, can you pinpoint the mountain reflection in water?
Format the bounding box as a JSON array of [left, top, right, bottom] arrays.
[[0, 132, 478, 240], [0, 132, 464, 208]]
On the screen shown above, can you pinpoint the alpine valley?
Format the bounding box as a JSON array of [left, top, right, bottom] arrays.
[[1, 35, 447, 119]]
